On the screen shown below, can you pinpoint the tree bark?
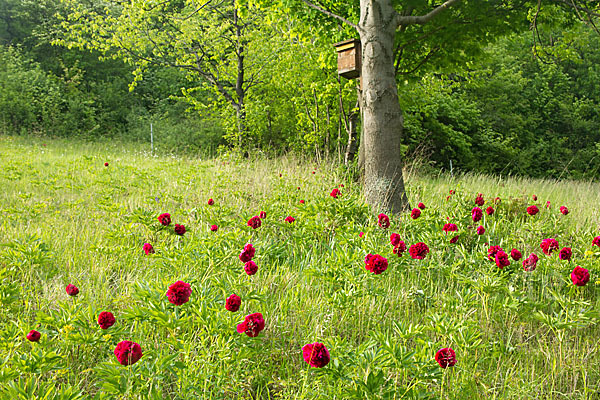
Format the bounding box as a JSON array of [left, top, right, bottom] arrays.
[[359, 0, 410, 212], [344, 100, 359, 165]]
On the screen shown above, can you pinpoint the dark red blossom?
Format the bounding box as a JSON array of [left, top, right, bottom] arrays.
[[364, 254, 388, 274], [285, 216, 295, 224], [393, 241, 407, 256], [104, 162, 109, 167], [593, 236, 600, 247], [239, 244, 256, 263], [259, 211, 266, 219], [443, 223, 458, 233], [449, 235, 459, 244], [418, 202, 426, 209], [435, 348, 456, 368], [225, 294, 241, 312], [546, 201, 551, 208], [560, 206, 569, 215], [66, 284, 79, 297], [522, 253, 539, 271], [475, 194, 484, 206], [359, 232, 364, 238], [390, 233, 401, 247], [98, 311, 116, 329], [302, 342, 330, 368], [487, 246, 504, 261], [510, 249, 522, 261], [247, 216, 261, 229], [472, 207, 483, 222], [527, 205, 539, 216], [571, 266, 590, 286], [532, 195, 537, 201], [237, 313, 265, 337], [299, 200, 305, 204], [244, 261, 258, 276], [540, 238, 559, 255], [330, 188, 340, 198], [411, 208, 421, 219], [143, 243, 154, 255], [210, 225, 218, 232], [166, 281, 192, 306], [495, 251, 510, 269], [26, 330, 41, 342], [559, 247, 572, 261], [114, 341, 143, 366], [476, 226, 485, 235], [174, 224, 186, 235], [494, 197, 501, 203], [158, 213, 171, 226], [409, 242, 429, 259], [449, 190, 455, 195], [378, 213, 390, 229], [208, 198, 214, 206], [486, 206, 494, 215]]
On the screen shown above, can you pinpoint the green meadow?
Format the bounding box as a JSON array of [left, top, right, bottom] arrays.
[[1, 136, 600, 399]]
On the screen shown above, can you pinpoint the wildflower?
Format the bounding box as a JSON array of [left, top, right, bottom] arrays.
[[522, 253, 539, 271], [104, 162, 109, 167], [487, 245, 504, 261], [390, 233, 401, 247], [330, 188, 340, 198], [98, 311, 116, 329], [166, 281, 192, 306], [593, 236, 600, 247], [174, 224, 186, 235], [476, 226, 485, 235], [158, 213, 171, 226], [284, 216, 295, 224], [486, 206, 494, 216], [559, 247, 572, 261], [359, 232, 364, 238], [208, 198, 214, 205], [527, 205, 539, 216], [364, 254, 388, 274], [472, 207, 483, 222], [540, 238, 559, 255], [475, 193, 484, 206], [239, 244, 256, 263], [244, 261, 258, 276], [411, 208, 421, 219], [378, 213, 390, 229], [259, 211, 266, 219], [247, 216, 261, 229], [450, 235, 459, 244], [393, 241, 407, 256], [26, 330, 41, 342], [546, 201, 551, 208], [443, 223, 458, 233], [418, 202, 426, 209], [302, 342, 330, 368], [299, 200, 305, 204], [532, 195, 537, 201], [435, 348, 456, 368], [409, 242, 429, 259], [66, 284, 79, 297], [225, 294, 241, 312], [510, 249, 522, 261], [210, 225, 218, 232], [114, 341, 143, 366], [143, 243, 154, 255], [571, 266, 590, 286], [236, 313, 265, 337], [560, 206, 569, 215], [495, 251, 510, 269]]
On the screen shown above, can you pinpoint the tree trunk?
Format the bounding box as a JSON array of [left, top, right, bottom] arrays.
[[359, 0, 410, 212], [344, 100, 359, 165]]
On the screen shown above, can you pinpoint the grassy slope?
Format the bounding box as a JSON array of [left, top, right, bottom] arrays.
[[1, 136, 600, 399]]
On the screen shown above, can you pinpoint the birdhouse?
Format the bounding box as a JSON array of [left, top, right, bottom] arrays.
[[334, 39, 361, 79]]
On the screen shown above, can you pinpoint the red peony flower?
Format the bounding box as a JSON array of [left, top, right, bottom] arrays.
[[449, 235, 459, 244], [210, 224, 218, 232], [378, 213, 390, 229], [143, 243, 154, 255], [435, 348, 457, 368], [486, 206, 494, 216], [559, 247, 572, 261], [540, 238, 559, 255], [487, 245, 504, 261], [593, 236, 600, 247], [476, 226, 485, 235], [522, 253, 539, 271], [510, 249, 522, 261], [359, 232, 364, 238], [475, 193, 484, 206], [299, 200, 305, 204], [418, 202, 426, 209], [247, 216, 261, 229], [166, 281, 191, 306], [239, 243, 256, 262], [302, 342, 330, 368], [393, 241, 407, 256], [225, 294, 241, 312], [284, 216, 295, 224], [364, 253, 388, 274], [236, 313, 265, 337], [208, 198, 214, 206], [495, 251, 510, 269], [546, 201, 551, 208], [409, 242, 429, 259], [66, 284, 79, 296], [443, 223, 458, 233], [532, 195, 537, 201], [312, 171, 315, 174], [494, 197, 501, 203], [174, 224, 186, 236], [259, 211, 266, 219], [26, 330, 41, 342], [244, 260, 258, 275], [411, 208, 421, 219], [449, 190, 455, 195], [472, 207, 483, 222], [98, 311, 116, 329], [390, 233, 401, 247], [560, 206, 569, 215], [104, 162, 109, 167], [158, 213, 171, 226], [330, 188, 340, 198], [114, 341, 143, 366], [527, 205, 539, 216], [571, 266, 590, 286]]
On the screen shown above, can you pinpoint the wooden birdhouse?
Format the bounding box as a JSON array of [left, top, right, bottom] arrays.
[[334, 39, 361, 79]]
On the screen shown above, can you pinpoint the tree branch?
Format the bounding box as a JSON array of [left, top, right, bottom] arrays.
[[395, 0, 462, 27], [301, 0, 360, 31]]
